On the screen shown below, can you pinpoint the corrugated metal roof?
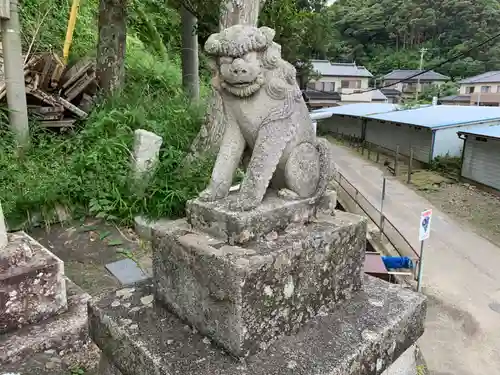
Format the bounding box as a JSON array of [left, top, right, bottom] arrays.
[[382, 69, 449, 81], [368, 105, 500, 129], [458, 124, 500, 139], [311, 60, 373, 78], [459, 71, 500, 84], [311, 103, 398, 117]]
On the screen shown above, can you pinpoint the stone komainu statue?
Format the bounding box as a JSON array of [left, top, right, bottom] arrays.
[[200, 24, 332, 211]]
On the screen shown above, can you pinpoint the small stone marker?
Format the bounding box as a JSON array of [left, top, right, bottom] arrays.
[[105, 258, 150, 285], [131, 129, 163, 178]]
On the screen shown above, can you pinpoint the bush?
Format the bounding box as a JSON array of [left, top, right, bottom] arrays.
[[0, 37, 212, 227]]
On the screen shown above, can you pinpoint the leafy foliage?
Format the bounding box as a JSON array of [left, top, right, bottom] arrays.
[[328, 0, 500, 78], [2, 1, 212, 226]]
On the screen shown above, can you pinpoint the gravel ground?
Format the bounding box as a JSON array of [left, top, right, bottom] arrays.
[[408, 170, 500, 246]]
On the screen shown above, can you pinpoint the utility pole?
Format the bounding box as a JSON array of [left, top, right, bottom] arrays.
[[415, 47, 427, 102], [1, 0, 30, 150]]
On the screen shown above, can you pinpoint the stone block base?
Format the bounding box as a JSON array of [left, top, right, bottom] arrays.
[[153, 210, 365, 357], [186, 189, 337, 244], [0, 232, 67, 334], [0, 278, 91, 365], [89, 276, 426, 375]]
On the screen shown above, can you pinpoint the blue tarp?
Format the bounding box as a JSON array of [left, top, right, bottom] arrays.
[[381, 256, 414, 270]]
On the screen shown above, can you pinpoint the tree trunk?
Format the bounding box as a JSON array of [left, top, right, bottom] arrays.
[[181, 5, 200, 100], [1, 0, 30, 150], [96, 0, 127, 95], [188, 0, 265, 157]]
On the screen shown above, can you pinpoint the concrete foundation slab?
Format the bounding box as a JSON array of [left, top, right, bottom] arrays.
[[105, 258, 150, 285], [89, 276, 426, 375], [0, 232, 67, 334], [0, 278, 91, 365], [153, 210, 366, 356], [186, 190, 337, 245]]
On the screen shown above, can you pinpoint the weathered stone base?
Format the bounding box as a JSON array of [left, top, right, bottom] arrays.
[[89, 276, 426, 375], [0, 278, 91, 365], [0, 231, 67, 334], [186, 189, 337, 244], [153, 210, 366, 356]]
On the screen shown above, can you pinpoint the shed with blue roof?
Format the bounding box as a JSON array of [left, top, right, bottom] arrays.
[[457, 125, 500, 192], [363, 105, 500, 163], [312, 103, 398, 138]]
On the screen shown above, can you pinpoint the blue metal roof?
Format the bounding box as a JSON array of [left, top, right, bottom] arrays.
[[368, 105, 500, 129], [457, 124, 500, 139], [311, 103, 399, 117]]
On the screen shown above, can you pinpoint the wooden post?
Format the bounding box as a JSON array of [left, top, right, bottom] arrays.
[[394, 145, 400, 176], [361, 141, 365, 156], [376, 150, 380, 163], [407, 148, 414, 184], [367, 143, 371, 160]]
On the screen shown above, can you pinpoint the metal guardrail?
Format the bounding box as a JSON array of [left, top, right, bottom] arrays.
[[333, 170, 420, 260]]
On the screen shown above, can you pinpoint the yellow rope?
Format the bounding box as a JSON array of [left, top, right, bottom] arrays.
[[62, 0, 81, 65]]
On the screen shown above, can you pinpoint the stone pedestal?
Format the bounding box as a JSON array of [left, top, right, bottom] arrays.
[[89, 189, 426, 375], [89, 277, 426, 375], [0, 205, 91, 368], [186, 190, 337, 245], [154, 197, 364, 357], [0, 232, 67, 334]]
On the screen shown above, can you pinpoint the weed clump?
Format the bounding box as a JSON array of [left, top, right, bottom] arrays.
[[0, 34, 212, 226]]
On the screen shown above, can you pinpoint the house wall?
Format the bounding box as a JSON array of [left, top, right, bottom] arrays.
[[432, 120, 500, 159], [459, 82, 500, 95], [461, 136, 500, 191], [383, 79, 445, 98], [317, 114, 364, 138], [365, 119, 434, 163], [309, 76, 372, 102]]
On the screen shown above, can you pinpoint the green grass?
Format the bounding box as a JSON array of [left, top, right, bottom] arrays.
[[0, 35, 212, 227], [1, 1, 214, 228]]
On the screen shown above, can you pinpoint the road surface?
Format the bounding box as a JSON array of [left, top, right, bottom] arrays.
[[329, 142, 500, 375]]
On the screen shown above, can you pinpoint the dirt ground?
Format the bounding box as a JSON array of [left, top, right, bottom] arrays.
[[20, 218, 153, 374], [329, 136, 500, 246]]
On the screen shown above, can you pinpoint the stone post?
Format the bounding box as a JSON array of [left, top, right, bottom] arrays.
[[130, 129, 163, 192]]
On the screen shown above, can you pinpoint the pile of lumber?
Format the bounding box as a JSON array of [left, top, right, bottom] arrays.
[[0, 53, 97, 129]]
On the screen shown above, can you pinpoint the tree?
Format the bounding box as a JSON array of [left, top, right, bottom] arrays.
[[181, 6, 200, 100], [96, 0, 127, 95], [188, 0, 266, 157]]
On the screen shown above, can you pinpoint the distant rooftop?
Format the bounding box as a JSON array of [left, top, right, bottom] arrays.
[[439, 95, 470, 102], [459, 71, 500, 84], [368, 105, 500, 129], [371, 89, 388, 101], [311, 60, 373, 78], [458, 125, 500, 140], [310, 103, 398, 118], [382, 69, 449, 82]]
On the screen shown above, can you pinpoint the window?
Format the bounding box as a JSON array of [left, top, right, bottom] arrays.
[[465, 86, 475, 94], [481, 86, 491, 93], [322, 82, 335, 92], [340, 80, 361, 89], [496, 85, 500, 93]]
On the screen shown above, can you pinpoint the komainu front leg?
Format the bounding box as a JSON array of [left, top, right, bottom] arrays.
[[199, 121, 245, 202], [231, 120, 292, 211]]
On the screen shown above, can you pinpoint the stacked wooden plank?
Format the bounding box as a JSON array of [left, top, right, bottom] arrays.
[[0, 53, 97, 129]]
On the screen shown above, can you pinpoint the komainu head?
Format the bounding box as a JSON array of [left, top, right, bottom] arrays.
[[205, 25, 297, 98]]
